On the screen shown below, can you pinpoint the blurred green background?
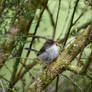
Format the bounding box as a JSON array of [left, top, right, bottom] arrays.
[[0, 0, 92, 92]]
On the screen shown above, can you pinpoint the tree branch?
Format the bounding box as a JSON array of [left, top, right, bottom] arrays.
[[27, 24, 92, 92], [0, 0, 38, 68]]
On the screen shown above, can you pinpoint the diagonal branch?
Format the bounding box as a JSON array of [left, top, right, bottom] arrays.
[[27, 23, 92, 92]]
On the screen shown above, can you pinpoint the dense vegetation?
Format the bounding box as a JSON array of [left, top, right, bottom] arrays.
[[0, 0, 92, 92]]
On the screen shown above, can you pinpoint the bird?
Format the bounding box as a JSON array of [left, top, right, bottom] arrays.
[[25, 39, 59, 63]]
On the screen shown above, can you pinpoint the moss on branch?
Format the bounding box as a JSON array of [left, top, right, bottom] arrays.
[[27, 24, 92, 92]]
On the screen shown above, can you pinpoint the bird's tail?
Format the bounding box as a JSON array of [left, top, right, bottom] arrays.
[[25, 48, 38, 53]]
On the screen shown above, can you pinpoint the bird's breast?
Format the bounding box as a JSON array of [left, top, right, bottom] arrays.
[[38, 44, 59, 62]]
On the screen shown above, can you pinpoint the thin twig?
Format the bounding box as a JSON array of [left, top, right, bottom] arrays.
[[55, 0, 62, 92], [0, 75, 10, 83], [72, 3, 88, 26], [81, 50, 92, 74], [59, 20, 92, 44], [0, 80, 5, 92], [16, 1, 48, 80], [0, 0, 6, 18], [11, 61, 37, 87], [27, 34, 50, 40], [46, 6, 55, 40], [61, 74, 84, 92], [71, 20, 92, 33], [53, 0, 61, 40], [77, 51, 84, 66], [55, 75, 59, 92], [77, 34, 88, 65], [57, 0, 71, 41], [21, 78, 26, 92], [63, 0, 80, 47]]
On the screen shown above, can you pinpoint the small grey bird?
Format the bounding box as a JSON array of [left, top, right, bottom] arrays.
[[25, 40, 59, 63]]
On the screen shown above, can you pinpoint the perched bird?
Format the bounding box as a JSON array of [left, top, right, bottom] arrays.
[[25, 39, 59, 63]]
